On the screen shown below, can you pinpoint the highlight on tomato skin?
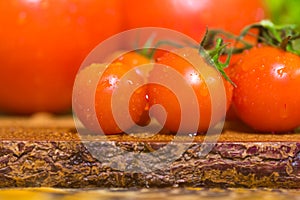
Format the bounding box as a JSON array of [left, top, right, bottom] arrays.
[[230, 45, 300, 132]]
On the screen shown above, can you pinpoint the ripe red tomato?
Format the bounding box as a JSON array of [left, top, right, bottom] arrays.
[[0, 0, 122, 114], [231, 45, 300, 132], [123, 0, 266, 42], [95, 62, 147, 134], [148, 47, 233, 133], [74, 51, 150, 135]]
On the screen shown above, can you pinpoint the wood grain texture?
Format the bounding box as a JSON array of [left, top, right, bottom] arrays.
[[0, 114, 299, 188]]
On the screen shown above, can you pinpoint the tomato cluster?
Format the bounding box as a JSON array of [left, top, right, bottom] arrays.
[[4, 1, 298, 134], [74, 47, 233, 135], [0, 0, 267, 114]]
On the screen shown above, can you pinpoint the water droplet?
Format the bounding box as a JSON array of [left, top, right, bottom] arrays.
[[127, 80, 133, 85], [277, 68, 284, 76], [188, 132, 197, 137], [188, 72, 200, 84], [272, 64, 287, 79]]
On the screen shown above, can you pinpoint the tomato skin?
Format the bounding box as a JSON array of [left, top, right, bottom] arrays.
[[123, 0, 266, 42], [148, 47, 233, 133], [112, 51, 151, 68], [231, 46, 300, 132], [0, 0, 122, 114]]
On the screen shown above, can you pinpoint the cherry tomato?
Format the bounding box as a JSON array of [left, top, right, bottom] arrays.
[[123, 0, 266, 42], [0, 0, 122, 114], [74, 51, 150, 135], [231, 45, 300, 132], [148, 47, 233, 133]]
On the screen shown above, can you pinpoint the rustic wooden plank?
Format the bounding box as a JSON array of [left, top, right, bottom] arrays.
[[0, 114, 299, 188]]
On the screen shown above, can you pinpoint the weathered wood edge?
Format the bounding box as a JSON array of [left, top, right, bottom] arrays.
[[0, 138, 299, 188]]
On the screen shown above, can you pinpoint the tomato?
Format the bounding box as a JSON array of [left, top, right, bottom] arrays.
[[148, 47, 233, 133], [73, 62, 147, 135], [74, 51, 150, 135], [0, 0, 122, 114], [231, 45, 300, 132], [123, 0, 266, 42]]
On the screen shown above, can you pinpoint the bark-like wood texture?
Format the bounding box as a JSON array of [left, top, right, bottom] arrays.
[[0, 114, 299, 188]]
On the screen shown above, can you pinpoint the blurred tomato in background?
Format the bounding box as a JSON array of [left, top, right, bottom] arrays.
[[0, 0, 271, 115], [123, 0, 267, 42], [0, 0, 122, 114]]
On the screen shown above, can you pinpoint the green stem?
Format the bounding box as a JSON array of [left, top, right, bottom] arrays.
[[238, 19, 300, 55], [200, 36, 236, 87]]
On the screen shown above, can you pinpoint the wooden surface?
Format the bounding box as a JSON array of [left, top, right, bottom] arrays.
[[0, 113, 299, 188], [1, 113, 300, 142]]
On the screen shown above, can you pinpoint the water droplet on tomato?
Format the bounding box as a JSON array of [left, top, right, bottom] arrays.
[[188, 132, 197, 137], [188, 72, 200, 84], [272, 64, 287, 79], [127, 80, 133, 85]]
